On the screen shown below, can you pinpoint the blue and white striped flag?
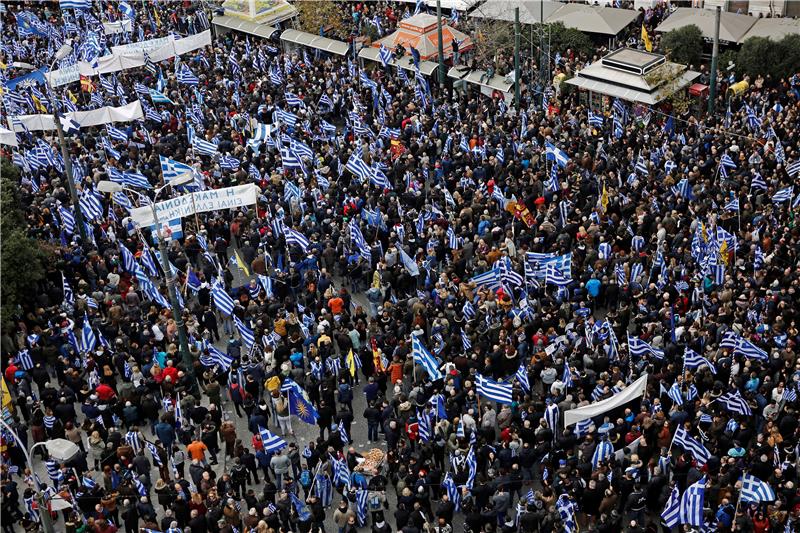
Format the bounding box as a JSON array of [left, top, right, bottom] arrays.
[[672, 427, 710, 466], [211, 279, 235, 316], [678, 476, 706, 526], [475, 372, 513, 404], [717, 390, 752, 416], [259, 427, 287, 452], [739, 473, 776, 503], [411, 333, 442, 380]]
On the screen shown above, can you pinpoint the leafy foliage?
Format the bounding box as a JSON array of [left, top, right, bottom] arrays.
[[548, 22, 594, 59], [296, 1, 349, 40], [1, 160, 50, 327], [737, 35, 800, 80], [661, 24, 703, 67]]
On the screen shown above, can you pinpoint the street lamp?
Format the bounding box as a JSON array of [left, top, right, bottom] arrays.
[[97, 176, 197, 391], [0, 419, 80, 533], [46, 40, 88, 244]]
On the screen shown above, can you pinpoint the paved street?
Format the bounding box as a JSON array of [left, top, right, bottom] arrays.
[[22, 283, 425, 533]]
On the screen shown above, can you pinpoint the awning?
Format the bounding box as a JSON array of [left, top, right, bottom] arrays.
[[212, 15, 279, 39], [280, 29, 349, 56], [470, 1, 637, 36], [469, 0, 562, 25], [740, 17, 800, 43], [447, 66, 514, 93], [396, 0, 483, 10], [358, 47, 439, 77], [545, 3, 638, 36], [655, 8, 756, 44]]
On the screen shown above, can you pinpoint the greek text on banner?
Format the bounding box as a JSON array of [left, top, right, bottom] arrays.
[[128, 184, 260, 227]]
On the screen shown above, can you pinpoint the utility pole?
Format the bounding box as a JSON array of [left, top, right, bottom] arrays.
[[708, 6, 721, 114], [514, 7, 521, 111], [149, 204, 196, 394], [49, 86, 87, 244], [436, 0, 446, 89]]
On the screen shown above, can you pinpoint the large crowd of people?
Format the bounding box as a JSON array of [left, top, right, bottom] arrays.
[[1, 1, 800, 533]]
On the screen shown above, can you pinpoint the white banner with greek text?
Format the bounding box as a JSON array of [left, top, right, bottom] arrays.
[[129, 184, 260, 227]]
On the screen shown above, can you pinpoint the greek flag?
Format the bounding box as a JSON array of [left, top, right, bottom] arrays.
[[103, 123, 128, 143], [661, 485, 681, 528], [177, 64, 199, 86], [787, 159, 800, 177], [573, 418, 592, 438], [284, 227, 311, 252], [588, 110, 604, 127], [672, 427, 710, 466], [411, 333, 442, 380], [734, 336, 768, 361], [556, 494, 577, 533], [525, 252, 572, 280], [345, 152, 373, 182], [378, 44, 393, 67], [233, 315, 255, 347], [678, 476, 706, 526], [211, 279, 235, 316], [544, 402, 560, 434], [562, 361, 573, 388], [627, 335, 664, 360], [475, 372, 513, 404], [545, 263, 572, 286], [545, 141, 570, 167], [200, 345, 233, 369], [739, 473, 775, 503], [259, 427, 287, 452], [442, 473, 460, 511], [470, 267, 501, 290], [772, 186, 793, 204], [332, 456, 350, 487], [418, 409, 431, 442], [122, 171, 151, 189], [318, 94, 334, 110], [338, 420, 350, 444], [717, 390, 752, 416], [16, 350, 34, 370], [591, 438, 614, 468], [667, 382, 683, 406], [783, 387, 797, 403], [80, 314, 96, 353], [724, 197, 739, 212], [125, 431, 142, 453], [514, 363, 530, 393], [284, 92, 305, 107], [684, 348, 716, 374], [219, 154, 240, 171], [191, 137, 219, 156], [79, 191, 104, 221]]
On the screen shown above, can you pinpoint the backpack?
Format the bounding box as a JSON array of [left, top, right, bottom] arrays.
[[230, 383, 243, 403]]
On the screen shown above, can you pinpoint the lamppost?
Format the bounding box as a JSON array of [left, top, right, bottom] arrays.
[[98, 176, 196, 390], [0, 419, 80, 533], [46, 40, 88, 243]]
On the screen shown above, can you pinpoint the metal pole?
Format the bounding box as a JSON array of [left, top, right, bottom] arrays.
[[149, 202, 196, 393], [436, 0, 445, 89], [514, 7, 521, 111], [49, 81, 87, 243], [708, 6, 721, 114], [0, 421, 55, 533]]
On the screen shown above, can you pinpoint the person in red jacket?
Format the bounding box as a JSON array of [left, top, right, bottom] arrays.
[[95, 383, 116, 402]]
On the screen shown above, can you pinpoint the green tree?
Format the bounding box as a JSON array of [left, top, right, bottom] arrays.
[[1, 160, 50, 327], [661, 24, 703, 67], [774, 34, 800, 80], [548, 22, 594, 58], [737, 36, 777, 78]]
